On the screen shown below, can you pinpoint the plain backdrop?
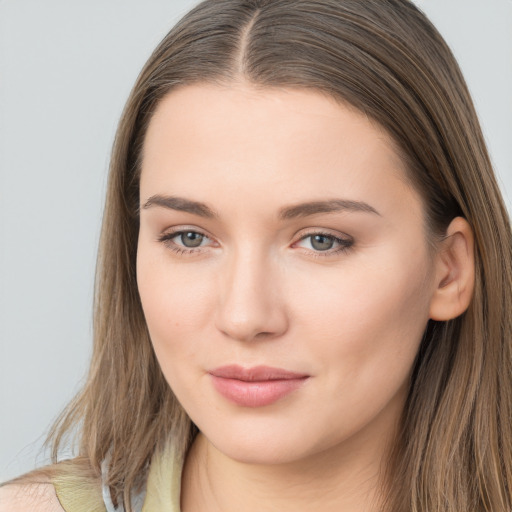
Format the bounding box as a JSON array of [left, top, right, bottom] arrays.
[[1, 0, 511, 481]]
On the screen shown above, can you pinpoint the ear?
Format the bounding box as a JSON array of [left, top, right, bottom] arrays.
[[429, 217, 475, 321]]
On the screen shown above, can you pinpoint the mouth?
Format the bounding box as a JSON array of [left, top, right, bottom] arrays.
[[208, 365, 310, 408]]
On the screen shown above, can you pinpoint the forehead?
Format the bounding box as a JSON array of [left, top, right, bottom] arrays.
[[140, 83, 418, 220], [143, 83, 401, 167]]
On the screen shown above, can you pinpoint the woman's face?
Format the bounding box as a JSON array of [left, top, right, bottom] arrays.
[[137, 83, 438, 465]]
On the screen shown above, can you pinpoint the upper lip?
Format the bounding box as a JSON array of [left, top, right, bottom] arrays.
[[209, 365, 309, 382]]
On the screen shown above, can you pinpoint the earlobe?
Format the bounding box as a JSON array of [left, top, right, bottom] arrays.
[[429, 217, 475, 321]]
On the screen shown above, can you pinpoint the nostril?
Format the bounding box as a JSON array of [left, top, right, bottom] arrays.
[[254, 331, 275, 339]]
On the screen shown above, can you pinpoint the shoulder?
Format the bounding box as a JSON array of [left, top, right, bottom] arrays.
[[0, 482, 64, 512], [0, 459, 105, 512]]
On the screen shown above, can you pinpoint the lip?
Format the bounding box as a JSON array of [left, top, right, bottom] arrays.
[[209, 365, 309, 408]]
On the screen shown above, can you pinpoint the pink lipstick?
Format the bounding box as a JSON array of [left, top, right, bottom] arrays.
[[209, 365, 309, 407]]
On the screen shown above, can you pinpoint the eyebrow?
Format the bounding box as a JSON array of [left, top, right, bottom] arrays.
[[279, 199, 380, 219], [141, 195, 380, 219], [142, 195, 218, 218]]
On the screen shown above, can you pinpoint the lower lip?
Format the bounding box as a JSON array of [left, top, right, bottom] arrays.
[[210, 375, 308, 407]]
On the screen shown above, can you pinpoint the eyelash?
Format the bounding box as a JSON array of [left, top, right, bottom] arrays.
[[157, 229, 354, 257], [293, 230, 354, 257], [157, 230, 211, 256]]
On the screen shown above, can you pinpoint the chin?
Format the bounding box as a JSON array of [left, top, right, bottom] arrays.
[[212, 438, 308, 466], [198, 418, 329, 467]]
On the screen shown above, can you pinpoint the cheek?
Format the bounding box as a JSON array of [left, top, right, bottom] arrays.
[[290, 243, 432, 382], [278, 247, 432, 446], [136, 247, 216, 363]]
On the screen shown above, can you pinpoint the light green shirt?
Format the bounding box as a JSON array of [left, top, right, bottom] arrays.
[[53, 446, 182, 512]]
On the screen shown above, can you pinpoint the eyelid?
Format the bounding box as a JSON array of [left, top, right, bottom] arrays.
[[157, 225, 218, 252], [156, 225, 353, 257], [293, 227, 353, 243], [292, 228, 354, 255], [158, 224, 214, 238]]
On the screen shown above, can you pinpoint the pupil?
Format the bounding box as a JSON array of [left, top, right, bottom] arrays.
[[181, 232, 203, 248], [311, 235, 334, 251]]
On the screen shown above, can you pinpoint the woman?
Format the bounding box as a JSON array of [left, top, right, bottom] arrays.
[[2, 0, 511, 510]]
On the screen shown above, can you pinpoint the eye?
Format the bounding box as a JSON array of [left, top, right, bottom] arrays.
[[158, 229, 213, 254], [175, 231, 207, 248], [307, 234, 336, 251], [294, 232, 353, 254]]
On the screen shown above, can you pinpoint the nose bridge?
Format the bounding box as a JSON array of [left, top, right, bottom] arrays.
[[215, 242, 288, 342]]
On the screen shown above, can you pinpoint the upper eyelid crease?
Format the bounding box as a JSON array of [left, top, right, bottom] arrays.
[[159, 230, 352, 256], [158, 229, 210, 241]]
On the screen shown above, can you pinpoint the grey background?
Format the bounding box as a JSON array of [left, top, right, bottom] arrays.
[[1, 0, 511, 481]]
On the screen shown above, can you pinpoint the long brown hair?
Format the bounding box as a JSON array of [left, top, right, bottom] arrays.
[[25, 0, 512, 510]]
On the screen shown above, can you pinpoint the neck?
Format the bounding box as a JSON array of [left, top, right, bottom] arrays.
[[181, 428, 393, 512]]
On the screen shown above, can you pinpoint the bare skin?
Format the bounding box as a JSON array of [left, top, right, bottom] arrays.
[[1, 83, 474, 512], [137, 83, 474, 512], [0, 483, 63, 512]]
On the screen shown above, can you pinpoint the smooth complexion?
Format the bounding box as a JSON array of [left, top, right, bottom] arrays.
[[137, 83, 474, 512]]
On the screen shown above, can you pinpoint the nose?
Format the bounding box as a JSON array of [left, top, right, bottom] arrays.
[[214, 248, 289, 342]]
